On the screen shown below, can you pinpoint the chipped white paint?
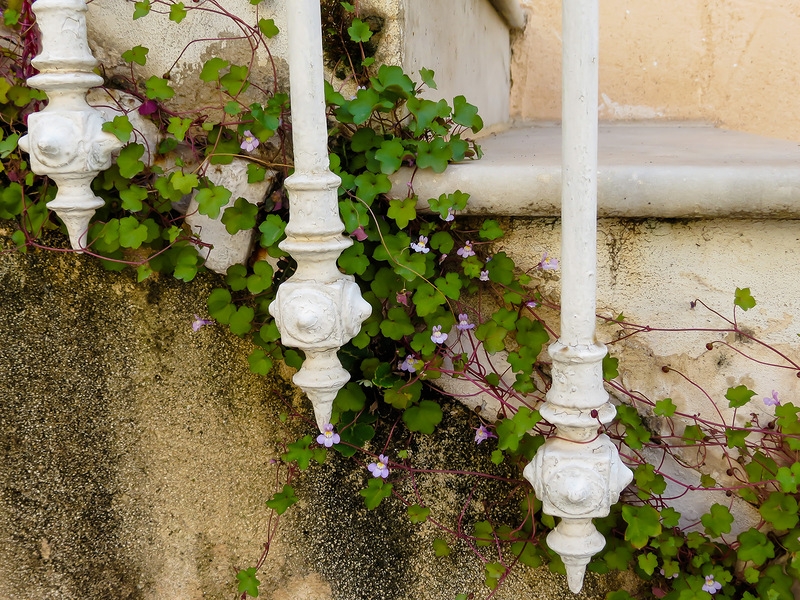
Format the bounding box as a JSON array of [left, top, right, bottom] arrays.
[[18, 0, 121, 251], [523, 0, 632, 593], [269, 0, 371, 433]]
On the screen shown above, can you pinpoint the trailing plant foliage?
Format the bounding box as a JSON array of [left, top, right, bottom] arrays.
[[1, 2, 799, 599]]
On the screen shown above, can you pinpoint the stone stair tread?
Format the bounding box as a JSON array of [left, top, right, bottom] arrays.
[[390, 122, 800, 218]]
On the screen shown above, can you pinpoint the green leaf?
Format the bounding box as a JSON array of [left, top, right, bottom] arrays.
[[229, 305, 255, 336], [133, 0, 151, 19], [207, 288, 234, 323], [475, 320, 508, 354], [602, 355, 619, 380], [3, 9, 19, 26], [775, 463, 800, 494], [637, 552, 658, 576], [247, 163, 268, 184], [419, 67, 437, 89], [145, 76, 174, 100], [339, 241, 370, 275], [407, 504, 430, 524], [334, 382, 366, 413], [759, 492, 799, 530], [282, 435, 314, 470], [725, 385, 756, 408], [701, 503, 734, 537], [247, 261, 274, 294], [170, 171, 199, 194], [682, 423, 706, 445], [432, 538, 450, 557], [200, 57, 230, 82], [634, 463, 667, 499], [347, 18, 373, 42], [387, 197, 417, 229], [122, 45, 149, 66], [484, 562, 506, 590], [374, 138, 406, 174], [120, 184, 148, 212], [415, 137, 452, 173], [221, 197, 258, 234], [258, 18, 279, 38], [360, 478, 392, 509], [0, 133, 19, 158], [118, 216, 148, 249], [173, 246, 200, 282], [654, 397, 677, 417], [725, 427, 750, 449], [734, 287, 756, 311], [478, 219, 503, 240], [169, 2, 187, 23], [737, 528, 775, 565], [220, 65, 250, 96], [236, 567, 260, 598], [402, 400, 443, 434], [117, 143, 146, 178], [259, 214, 287, 249], [195, 183, 232, 219], [622, 504, 661, 549], [452, 95, 483, 132], [248, 348, 273, 375], [265, 484, 297, 515], [167, 117, 193, 142]]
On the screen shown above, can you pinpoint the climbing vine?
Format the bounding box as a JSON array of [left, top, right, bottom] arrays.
[[0, 1, 798, 599]]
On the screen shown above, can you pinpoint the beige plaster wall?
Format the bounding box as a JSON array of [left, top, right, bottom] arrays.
[[511, 0, 800, 141]]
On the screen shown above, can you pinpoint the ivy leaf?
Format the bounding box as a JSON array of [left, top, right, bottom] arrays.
[[282, 435, 314, 470], [403, 400, 443, 434], [419, 67, 437, 89], [0, 133, 19, 158], [484, 562, 506, 590], [133, 0, 151, 19], [637, 552, 658, 576], [247, 260, 274, 294], [117, 143, 145, 178], [236, 567, 260, 598], [348, 18, 373, 43], [120, 184, 148, 212], [407, 504, 430, 524], [173, 246, 200, 282], [229, 305, 255, 336], [622, 504, 661, 549], [602, 355, 619, 380], [207, 288, 234, 323], [759, 492, 799, 530], [372, 65, 416, 98], [737, 528, 775, 565], [221, 197, 258, 234], [485, 252, 515, 285], [195, 183, 232, 219], [452, 95, 483, 132], [415, 137, 452, 173], [725, 385, 756, 408], [247, 163, 267, 183], [478, 219, 503, 240], [248, 348, 273, 375], [380, 307, 415, 340], [334, 383, 366, 413], [170, 171, 199, 194], [145, 76, 174, 100], [434, 272, 462, 300], [258, 18, 279, 38], [775, 463, 800, 494], [167, 117, 193, 142], [682, 424, 706, 445], [118, 216, 148, 249], [122, 45, 149, 66], [701, 503, 734, 537], [259, 214, 287, 249], [220, 65, 250, 96], [339, 241, 370, 275], [432, 538, 450, 557], [360, 478, 392, 510], [374, 138, 406, 174], [336, 420, 375, 457], [475, 320, 508, 353], [725, 427, 750, 449], [200, 57, 230, 82], [265, 484, 297, 515], [387, 197, 417, 229], [169, 2, 187, 23], [654, 397, 677, 417], [354, 171, 391, 204], [734, 287, 756, 311]]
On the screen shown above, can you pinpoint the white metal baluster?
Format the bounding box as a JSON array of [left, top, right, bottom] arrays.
[[523, 0, 633, 592], [269, 0, 371, 432]]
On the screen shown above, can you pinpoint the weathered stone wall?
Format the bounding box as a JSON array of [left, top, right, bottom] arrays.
[[0, 228, 643, 599]]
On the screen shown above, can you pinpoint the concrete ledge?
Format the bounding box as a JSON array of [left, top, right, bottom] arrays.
[[390, 122, 800, 218]]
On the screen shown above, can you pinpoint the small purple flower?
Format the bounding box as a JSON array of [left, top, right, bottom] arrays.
[[474, 424, 497, 444], [192, 314, 213, 332], [525, 300, 539, 309], [479, 270, 489, 282], [457, 240, 476, 258], [368, 454, 390, 478], [431, 325, 448, 344], [400, 355, 418, 373], [410, 235, 430, 253], [764, 390, 780, 407], [351, 226, 368, 241], [438, 253, 448, 264], [316, 423, 340, 448], [396, 291, 409, 306], [701, 574, 722, 594], [456, 313, 475, 331], [539, 252, 559, 271], [240, 130, 259, 152], [441, 207, 455, 222]]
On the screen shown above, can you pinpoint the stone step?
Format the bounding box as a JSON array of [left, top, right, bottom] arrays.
[[390, 122, 800, 218]]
